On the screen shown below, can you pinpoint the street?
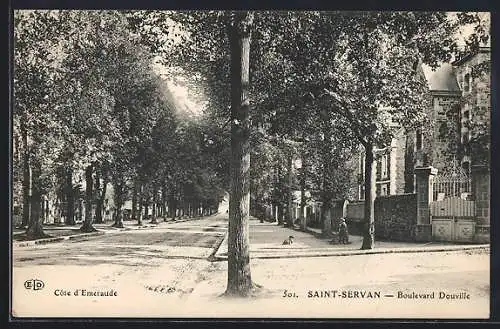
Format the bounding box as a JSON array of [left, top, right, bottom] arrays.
[[12, 214, 489, 318]]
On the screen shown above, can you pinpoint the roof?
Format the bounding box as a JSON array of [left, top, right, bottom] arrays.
[[426, 63, 460, 92]]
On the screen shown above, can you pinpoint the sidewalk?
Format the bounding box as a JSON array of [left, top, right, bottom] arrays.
[[213, 220, 490, 260]]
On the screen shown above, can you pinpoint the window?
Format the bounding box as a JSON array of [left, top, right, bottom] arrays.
[[381, 154, 388, 179], [359, 185, 365, 200]]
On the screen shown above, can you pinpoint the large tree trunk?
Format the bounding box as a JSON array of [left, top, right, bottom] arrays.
[[361, 143, 376, 250], [80, 164, 97, 232], [65, 168, 76, 225], [225, 11, 255, 297], [94, 175, 107, 224], [26, 159, 46, 239], [21, 121, 30, 228]]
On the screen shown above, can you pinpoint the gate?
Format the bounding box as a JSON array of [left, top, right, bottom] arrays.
[[431, 160, 475, 242], [430, 197, 476, 242], [433, 157, 472, 201]]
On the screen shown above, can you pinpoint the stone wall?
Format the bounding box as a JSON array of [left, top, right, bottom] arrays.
[[344, 201, 365, 235], [341, 194, 418, 241], [374, 194, 418, 241]]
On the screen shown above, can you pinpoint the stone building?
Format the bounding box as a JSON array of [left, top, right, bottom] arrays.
[[356, 46, 491, 200]]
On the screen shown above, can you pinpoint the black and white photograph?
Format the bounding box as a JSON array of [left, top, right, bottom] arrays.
[[10, 9, 491, 319]]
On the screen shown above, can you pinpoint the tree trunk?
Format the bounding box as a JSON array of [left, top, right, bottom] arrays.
[[361, 143, 376, 250], [320, 108, 333, 235], [225, 11, 255, 297], [161, 183, 167, 220], [143, 201, 149, 224], [131, 177, 138, 220], [95, 176, 107, 224], [321, 201, 332, 236], [404, 134, 415, 193], [112, 179, 125, 228], [80, 164, 97, 232], [77, 198, 83, 222], [21, 121, 30, 228], [169, 193, 176, 220], [40, 196, 46, 224], [137, 184, 143, 226], [277, 204, 284, 225], [300, 155, 307, 231], [65, 168, 76, 225], [286, 155, 294, 228], [26, 159, 46, 239], [275, 165, 283, 225], [150, 191, 158, 224]]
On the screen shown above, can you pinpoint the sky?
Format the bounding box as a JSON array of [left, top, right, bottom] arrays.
[[422, 12, 490, 78]]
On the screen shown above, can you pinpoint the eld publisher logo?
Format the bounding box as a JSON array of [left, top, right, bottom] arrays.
[[24, 279, 45, 291]]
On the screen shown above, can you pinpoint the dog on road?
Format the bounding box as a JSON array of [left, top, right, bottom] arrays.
[[282, 235, 294, 245]]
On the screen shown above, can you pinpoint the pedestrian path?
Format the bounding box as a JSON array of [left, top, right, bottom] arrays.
[[12, 214, 222, 248], [213, 220, 489, 260]]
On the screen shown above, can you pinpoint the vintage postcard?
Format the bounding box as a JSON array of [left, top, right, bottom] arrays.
[[10, 10, 491, 319]]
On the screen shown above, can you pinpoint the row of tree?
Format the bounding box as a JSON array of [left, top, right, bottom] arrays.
[[13, 10, 490, 297], [13, 11, 226, 238]]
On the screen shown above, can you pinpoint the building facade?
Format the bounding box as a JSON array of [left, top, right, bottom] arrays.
[[356, 47, 491, 200]]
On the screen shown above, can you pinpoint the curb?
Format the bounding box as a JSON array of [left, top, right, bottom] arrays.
[[210, 243, 489, 261], [208, 231, 228, 261], [211, 230, 229, 261]]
